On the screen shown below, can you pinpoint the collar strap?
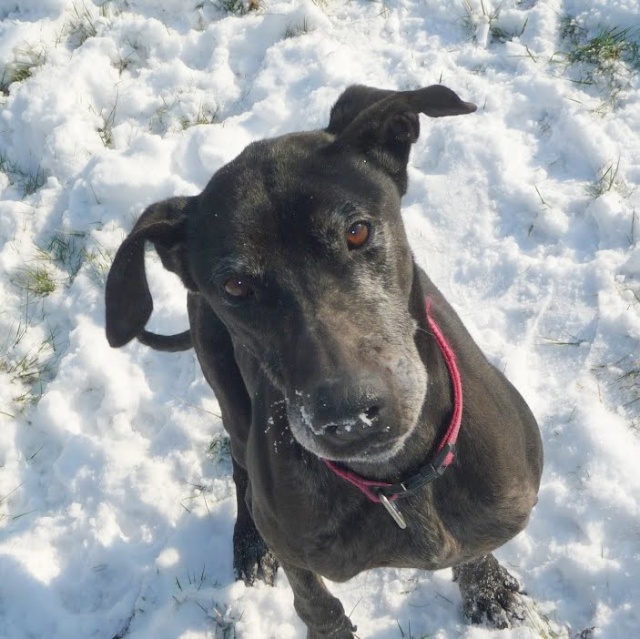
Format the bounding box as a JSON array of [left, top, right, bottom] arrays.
[[322, 297, 463, 504]]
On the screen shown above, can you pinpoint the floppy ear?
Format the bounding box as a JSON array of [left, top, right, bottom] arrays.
[[326, 85, 397, 135], [105, 196, 198, 348], [326, 84, 476, 194]]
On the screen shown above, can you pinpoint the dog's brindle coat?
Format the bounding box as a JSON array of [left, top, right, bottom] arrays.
[[106, 85, 543, 637]]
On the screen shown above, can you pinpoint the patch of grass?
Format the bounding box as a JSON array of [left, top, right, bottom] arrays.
[[97, 0, 117, 19], [461, 1, 528, 46], [23, 167, 47, 195], [36, 229, 112, 290], [614, 358, 640, 416], [172, 570, 237, 637], [592, 355, 640, 429], [0, 45, 46, 95], [0, 312, 60, 409], [586, 157, 621, 199], [12, 265, 56, 297], [215, 0, 260, 16], [97, 97, 118, 148], [178, 565, 218, 591], [0, 235, 77, 412], [150, 97, 172, 134], [181, 103, 219, 130], [284, 17, 311, 39], [490, 16, 529, 45], [396, 620, 429, 639], [26, 229, 108, 293], [0, 153, 47, 196], [113, 36, 144, 76], [153, 92, 222, 135], [565, 23, 639, 68], [180, 481, 213, 514], [45, 230, 87, 283], [538, 334, 588, 347], [115, 51, 134, 75], [557, 17, 640, 98], [65, 3, 98, 49], [208, 602, 240, 639], [83, 244, 113, 287], [527, 183, 552, 236], [0, 484, 35, 524], [461, 0, 498, 44]]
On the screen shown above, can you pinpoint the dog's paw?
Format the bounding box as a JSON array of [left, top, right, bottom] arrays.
[[453, 554, 526, 630], [233, 524, 279, 586]]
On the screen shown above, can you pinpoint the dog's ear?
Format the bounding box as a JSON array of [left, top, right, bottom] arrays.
[[105, 196, 197, 348], [326, 84, 476, 193], [326, 85, 397, 135]]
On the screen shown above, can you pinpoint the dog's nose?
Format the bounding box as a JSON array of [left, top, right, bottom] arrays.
[[305, 379, 386, 444]]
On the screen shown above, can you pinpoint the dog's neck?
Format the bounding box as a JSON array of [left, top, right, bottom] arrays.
[[321, 297, 461, 533]]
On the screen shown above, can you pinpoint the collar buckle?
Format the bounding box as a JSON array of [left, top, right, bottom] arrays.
[[377, 443, 457, 501]]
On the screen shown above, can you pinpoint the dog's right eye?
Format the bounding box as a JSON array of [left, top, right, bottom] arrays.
[[223, 277, 254, 299], [346, 221, 371, 250]]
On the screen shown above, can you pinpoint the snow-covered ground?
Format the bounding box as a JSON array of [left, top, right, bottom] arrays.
[[1, 1, 639, 637]]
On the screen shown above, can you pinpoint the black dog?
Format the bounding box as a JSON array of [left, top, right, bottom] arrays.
[[105, 84, 543, 637]]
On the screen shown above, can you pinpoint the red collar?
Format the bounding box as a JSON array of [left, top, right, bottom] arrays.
[[321, 298, 463, 528]]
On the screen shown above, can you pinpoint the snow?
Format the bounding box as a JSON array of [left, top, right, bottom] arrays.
[[1, 0, 639, 637]]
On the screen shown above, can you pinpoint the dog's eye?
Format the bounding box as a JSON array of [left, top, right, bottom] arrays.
[[346, 221, 370, 250], [224, 277, 254, 299]]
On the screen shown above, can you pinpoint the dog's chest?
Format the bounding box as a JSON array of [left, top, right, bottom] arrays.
[[246, 425, 451, 580]]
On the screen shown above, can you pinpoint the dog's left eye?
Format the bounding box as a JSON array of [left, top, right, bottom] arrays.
[[346, 221, 371, 250], [224, 277, 254, 299]]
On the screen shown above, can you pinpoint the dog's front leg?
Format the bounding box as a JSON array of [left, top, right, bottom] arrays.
[[282, 563, 356, 639], [453, 553, 526, 629], [232, 458, 279, 585]]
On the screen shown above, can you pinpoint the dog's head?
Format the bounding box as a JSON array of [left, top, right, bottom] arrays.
[[105, 84, 476, 464]]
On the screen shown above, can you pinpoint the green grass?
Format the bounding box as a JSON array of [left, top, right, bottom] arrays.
[[592, 354, 640, 432], [23, 167, 47, 195], [0, 483, 36, 525], [208, 602, 239, 639], [45, 231, 88, 282], [557, 16, 640, 100], [586, 158, 621, 199], [0, 153, 47, 196], [0, 227, 110, 413], [0, 312, 60, 410], [40, 229, 112, 288], [172, 569, 238, 637], [460, 0, 528, 45], [396, 620, 429, 639], [83, 244, 113, 287], [180, 103, 219, 130], [215, 0, 260, 16], [284, 17, 311, 39], [97, 98, 118, 148], [12, 265, 56, 297], [0, 46, 46, 94], [613, 358, 640, 421], [65, 3, 98, 49], [565, 23, 639, 68]]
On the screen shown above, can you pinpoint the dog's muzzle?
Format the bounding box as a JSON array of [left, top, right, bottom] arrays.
[[294, 378, 388, 447]]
